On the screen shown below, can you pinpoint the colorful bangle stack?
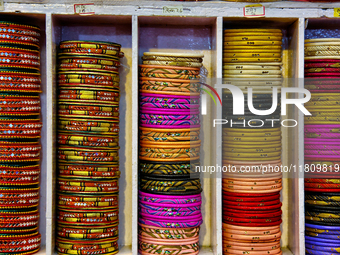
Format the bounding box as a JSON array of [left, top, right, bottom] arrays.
[[138, 52, 204, 254], [56, 40, 123, 255], [0, 21, 42, 254], [304, 37, 340, 254], [222, 28, 283, 255]]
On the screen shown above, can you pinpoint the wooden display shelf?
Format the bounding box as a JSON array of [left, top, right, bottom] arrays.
[[0, 1, 336, 254]]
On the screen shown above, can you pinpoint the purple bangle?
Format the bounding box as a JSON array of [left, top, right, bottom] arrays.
[[139, 208, 201, 217], [140, 114, 199, 120], [305, 235, 340, 244], [305, 248, 338, 255], [140, 107, 200, 115], [140, 119, 200, 126], [140, 102, 200, 109], [306, 233, 340, 240], [139, 213, 202, 222], [141, 124, 201, 129], [139, 191, 201, 201], [306, 240, 340, 247], [139, 204, 201, 212], [141, 93, 200, 99], [306, 223, 340, 230], [306, 243, 340, 252], [138, 218, 203, 228]]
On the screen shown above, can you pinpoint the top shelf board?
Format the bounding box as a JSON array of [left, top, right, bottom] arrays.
[[3, 0, 340, 18]]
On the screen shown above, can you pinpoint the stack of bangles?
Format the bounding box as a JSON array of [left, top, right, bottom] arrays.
[[304, 37, 340, 254], [222, 28, 283, 255], [138, 52, 204, 255], [0, 21, 42, 254], [56, 40, 124, 255]]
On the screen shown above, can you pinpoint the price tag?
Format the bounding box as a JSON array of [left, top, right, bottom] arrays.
[[74, 3, 95, 15], [244, 4, 265, 17], [335, 8, 340, 17], [0, 0, 4, 11], [163, 5, 183, 15]]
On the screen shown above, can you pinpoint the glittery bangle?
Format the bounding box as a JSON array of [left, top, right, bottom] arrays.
[[140, 94, 199, 105], [58, 164, 119, 172], [59, 41, 121, 51], [59, 56, 120, 66], [58, 185, 118, 193], [139, 64, 200, 74], [58, 72, 119, 81], [140, 85, 200, 93], [0, 26, 40, 39], [59, 49, 121, 58], [138, 218, 203, 229], [58, 63, 119, 73], [140, 114, 199, 121], [140, 102, 199, 110]]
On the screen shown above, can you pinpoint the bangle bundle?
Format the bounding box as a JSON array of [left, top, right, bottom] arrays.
[[222, 28, 283, 255], [304, 37, 340, 254], [56, 40, 123, 255], [0, 21, 42, 254], [138, 52, 204, 254]]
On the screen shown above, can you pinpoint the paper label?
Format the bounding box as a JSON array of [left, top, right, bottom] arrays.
[[244, 5, 265, 17], [163, 5, 183, 15], [0, 0, 4, 11], [334, 8, 340, 17], [74, 3, 95, 15]]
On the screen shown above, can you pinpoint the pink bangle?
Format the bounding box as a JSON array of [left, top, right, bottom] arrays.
[[139, 191, 201, 201], [140, 200, 202, 208], [140, 102, 200, 109], [140, 114, 199, 120], [140, 108, 200, 115], [139, 208, 200, 217], [140, 119, 199, 126], [305, 138, 340, 143], [139, 204, 200, 213], [141, 124, 201, 129]]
